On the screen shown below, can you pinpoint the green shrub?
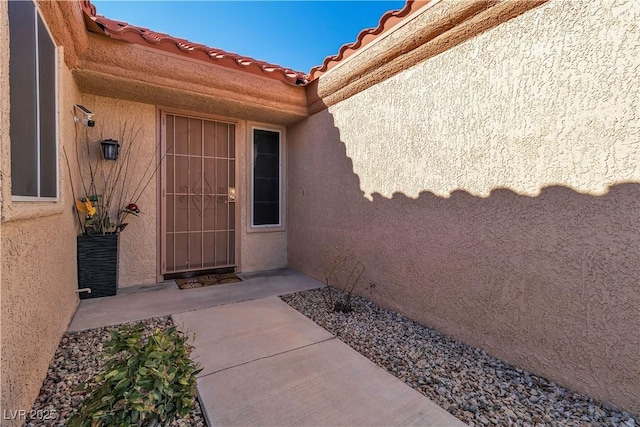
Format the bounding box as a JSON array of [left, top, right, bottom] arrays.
[[68, 323, 202, 427]]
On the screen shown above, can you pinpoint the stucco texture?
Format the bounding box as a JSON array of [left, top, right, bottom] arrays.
[[241, 230, 288, 272], [238, 122, 288, 273], [78, 95, 158, 286], [1, 44, 82, 425], [288, 0, 640, 413], [77, 34, 307, 125]]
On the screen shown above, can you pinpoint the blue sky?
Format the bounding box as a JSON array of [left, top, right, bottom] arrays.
[[91, 1, 405, 73]]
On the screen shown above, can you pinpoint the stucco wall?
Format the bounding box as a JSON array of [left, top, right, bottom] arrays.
[[1, 34, 82, 427], [78, 95, 158, 286], [239, 122, 288, 273], [240, 230, 287, 272], [288, 0, 639, 413]]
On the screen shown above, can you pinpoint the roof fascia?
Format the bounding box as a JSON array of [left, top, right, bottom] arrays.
[[75, 34, 308, 124], [73, 68, 307, 125]]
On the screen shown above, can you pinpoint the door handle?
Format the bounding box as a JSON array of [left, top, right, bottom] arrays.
[[229, 187, 236, 202]]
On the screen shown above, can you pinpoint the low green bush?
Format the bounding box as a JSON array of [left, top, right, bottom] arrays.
[[69, 323, 202, 427]]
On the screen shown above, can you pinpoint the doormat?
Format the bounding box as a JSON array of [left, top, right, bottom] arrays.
[[176, 273, 242, 290]]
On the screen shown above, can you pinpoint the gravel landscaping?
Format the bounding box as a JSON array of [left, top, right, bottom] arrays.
[[26, 317, 205, 427], [281, 288, 639, 427]]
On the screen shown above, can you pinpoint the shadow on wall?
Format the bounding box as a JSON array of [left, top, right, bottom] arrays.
[[287, 109, 640, 413]]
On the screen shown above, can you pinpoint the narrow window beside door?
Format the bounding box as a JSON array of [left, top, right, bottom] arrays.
[[252, 129, 281, 227]]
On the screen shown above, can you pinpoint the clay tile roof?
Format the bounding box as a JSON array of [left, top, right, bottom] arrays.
[[309, 0, 431, 80], [79, 0, 308, 85], [79, 0, 429, 85]]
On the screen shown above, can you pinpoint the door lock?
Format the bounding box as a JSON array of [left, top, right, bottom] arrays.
[[229, 187, 236, 202]]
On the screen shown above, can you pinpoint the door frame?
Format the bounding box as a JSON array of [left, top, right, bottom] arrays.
[[156, 107, 241, 282]]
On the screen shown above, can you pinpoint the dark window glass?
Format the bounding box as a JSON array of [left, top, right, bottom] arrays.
[[253, 129, 280, 226], [8, 1, 57, 198], [9, 0, 38, 197], [38, 14, 57, 197]]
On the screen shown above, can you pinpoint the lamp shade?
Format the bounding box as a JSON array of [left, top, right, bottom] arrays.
[[100, 139, 119, 161]]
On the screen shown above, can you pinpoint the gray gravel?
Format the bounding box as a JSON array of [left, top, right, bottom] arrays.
[[281, 288, 639, 427], [26, 317, 205, 427]]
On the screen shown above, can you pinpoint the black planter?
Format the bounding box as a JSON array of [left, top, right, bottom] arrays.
[[77, 234, 119, 299]]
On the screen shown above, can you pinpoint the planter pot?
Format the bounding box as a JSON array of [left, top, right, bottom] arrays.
[[77, 234, 119, 299]]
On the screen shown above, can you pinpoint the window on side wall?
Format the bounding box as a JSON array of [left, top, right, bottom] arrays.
[[8, 0, 58, 200], [252, 128, 281, 227]]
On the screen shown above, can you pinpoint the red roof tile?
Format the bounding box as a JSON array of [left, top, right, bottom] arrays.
[[309, 0, 431, 80], [79, 0, 308, 85], [79, 0, 429, 85]]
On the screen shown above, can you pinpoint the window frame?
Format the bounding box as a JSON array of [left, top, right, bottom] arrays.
[[9, 0, 59, 202], [250, 125, 284, 230]]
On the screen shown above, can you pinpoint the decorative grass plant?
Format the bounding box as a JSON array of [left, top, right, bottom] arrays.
[[321, 246, 366, 313]]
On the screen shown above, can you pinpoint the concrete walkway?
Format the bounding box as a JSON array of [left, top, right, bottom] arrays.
[[69, 269, 465, 426], [174, 297, 465, 426], [69, 269, 321, 331]]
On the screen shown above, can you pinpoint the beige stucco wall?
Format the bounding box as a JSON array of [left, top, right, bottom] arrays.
[[77, 95, 158, 287], [1, 13, 82, 423], [238, 122, 288, 273], [240, 230, 287, 272], [288, 0, 639, 413]]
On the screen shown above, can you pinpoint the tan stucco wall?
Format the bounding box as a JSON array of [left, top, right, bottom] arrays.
[[288, 0, 640, 413], [1, 16, 82, 423], [78, 95, 158, 287], [238, 122, 288, 273], [240, 230, 287, 272]]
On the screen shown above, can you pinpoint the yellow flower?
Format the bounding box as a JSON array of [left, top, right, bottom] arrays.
[[76, 198, 96, 218]]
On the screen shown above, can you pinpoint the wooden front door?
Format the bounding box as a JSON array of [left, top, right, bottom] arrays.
[[161, 112, 236, 275]]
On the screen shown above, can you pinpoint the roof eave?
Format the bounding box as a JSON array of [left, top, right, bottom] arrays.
[[79, 0, 308, 86]]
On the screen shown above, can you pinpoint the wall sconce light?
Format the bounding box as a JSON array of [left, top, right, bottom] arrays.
[[100, 139, 120, 161]]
